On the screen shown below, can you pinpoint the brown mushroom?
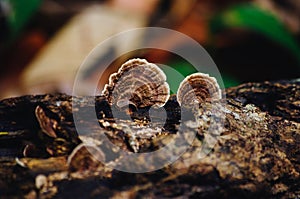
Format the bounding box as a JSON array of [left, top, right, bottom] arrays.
[[102, 58, 170, 108], [177, 73, 221, 106]]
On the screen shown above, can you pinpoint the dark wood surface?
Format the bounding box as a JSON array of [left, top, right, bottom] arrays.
[[0, 80, 299, 198]]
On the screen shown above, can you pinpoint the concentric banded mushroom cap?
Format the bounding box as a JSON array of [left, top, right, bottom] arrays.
[[102, 58, 170, 108], [67, 143, 105, 172], [177, 73, 221, 106]]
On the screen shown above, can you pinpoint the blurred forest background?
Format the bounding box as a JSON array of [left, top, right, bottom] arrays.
[[0, 0, 300, 99]]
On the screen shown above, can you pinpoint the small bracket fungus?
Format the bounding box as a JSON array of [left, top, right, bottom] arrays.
[[67, 143, 106, 172], [35, 106, 58, 138], [102, 58, 170, 108], [177, 73, 222, 107]]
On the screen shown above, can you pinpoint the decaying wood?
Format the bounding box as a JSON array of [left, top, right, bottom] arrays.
[[0, 80, 299, 198]]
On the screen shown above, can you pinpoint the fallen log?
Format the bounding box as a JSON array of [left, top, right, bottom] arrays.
[[0, 80, 299, 199]]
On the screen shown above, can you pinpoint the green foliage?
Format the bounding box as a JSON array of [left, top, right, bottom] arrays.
[[5, 0, 42, 37], [210, 3, 300, 64]]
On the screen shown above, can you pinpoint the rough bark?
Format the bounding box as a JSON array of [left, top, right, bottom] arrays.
[[0, 80, 299, 199]]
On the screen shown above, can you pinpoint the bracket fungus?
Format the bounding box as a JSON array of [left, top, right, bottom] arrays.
[[67, 143, 106, 172], [177, 73, 222, 107], [102, 58, 170, 108], [35, 106, 58, 138]]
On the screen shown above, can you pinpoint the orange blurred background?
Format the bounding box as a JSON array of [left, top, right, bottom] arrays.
[[0, 0, 299, 99]]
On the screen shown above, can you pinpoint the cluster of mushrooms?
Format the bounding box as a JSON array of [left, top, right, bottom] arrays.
[[19, 58, 222, 173], [102, 58, 222, 109]]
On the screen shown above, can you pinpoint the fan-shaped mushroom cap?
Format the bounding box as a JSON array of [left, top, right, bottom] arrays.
[[67, 143, 105, 172], [102, 58, 170, 108], [177, 73, 221, 106]]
